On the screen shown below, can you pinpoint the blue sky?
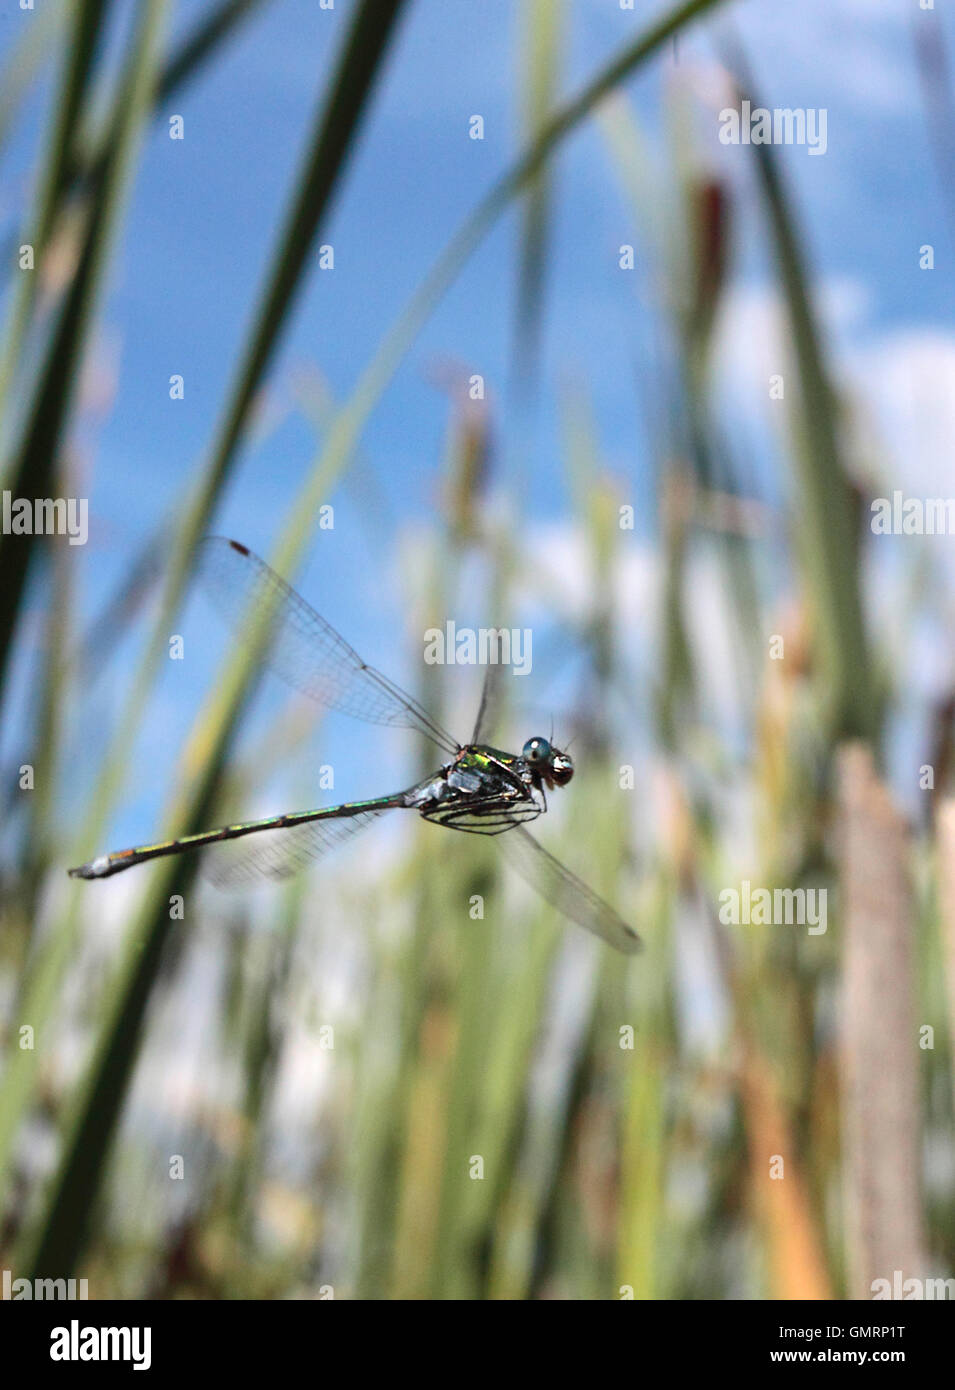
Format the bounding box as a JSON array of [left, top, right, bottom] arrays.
[[2, 0, 953, 845]]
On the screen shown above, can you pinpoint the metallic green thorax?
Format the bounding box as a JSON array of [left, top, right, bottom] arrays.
[[460, 745, 521, 769]]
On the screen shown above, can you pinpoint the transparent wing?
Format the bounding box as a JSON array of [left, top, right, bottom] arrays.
[[497, 825, 642, 955], [203, 806, 391, 890], [471, 662, 504, 744], [197, 538, 460, 755]]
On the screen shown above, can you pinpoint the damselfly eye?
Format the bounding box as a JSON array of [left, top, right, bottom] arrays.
[[522, 736, 551, 764], [550, 751, 574, 786]]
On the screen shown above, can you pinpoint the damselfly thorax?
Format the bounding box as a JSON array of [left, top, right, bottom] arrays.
[[411, 745, 548, 834]]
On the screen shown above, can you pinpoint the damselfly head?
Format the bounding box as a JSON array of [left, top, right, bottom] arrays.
[[522, 736, 574, 788]]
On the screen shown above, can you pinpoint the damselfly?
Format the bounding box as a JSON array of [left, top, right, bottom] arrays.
[[69, 538, 641, 954]]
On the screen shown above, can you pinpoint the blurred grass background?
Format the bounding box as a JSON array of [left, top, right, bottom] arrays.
[[0, 0, 952, 1300]]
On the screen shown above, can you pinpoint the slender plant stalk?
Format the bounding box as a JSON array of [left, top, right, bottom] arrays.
[[0, 0, 109, 429], [838, 743, 924, 1298]]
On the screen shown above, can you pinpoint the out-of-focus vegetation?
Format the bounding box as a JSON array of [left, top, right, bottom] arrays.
[[0, 0, 951, 1301]]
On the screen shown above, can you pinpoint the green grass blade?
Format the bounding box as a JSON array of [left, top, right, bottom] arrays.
[[282, 0, 733, 604], [0, 0, 109, 432], [64, 0, 276, 202], [157, 0, 272, 106], [0, 0, 166, 716], [0, 0, 171, 1210], [729, 62, 877, 743], [512, 0, 563, 390], [0, 0, 67, 162]]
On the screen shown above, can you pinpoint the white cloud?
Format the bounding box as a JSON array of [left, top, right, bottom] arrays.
[[695, 0, 920, 117], [850, 327, 955, 498]]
